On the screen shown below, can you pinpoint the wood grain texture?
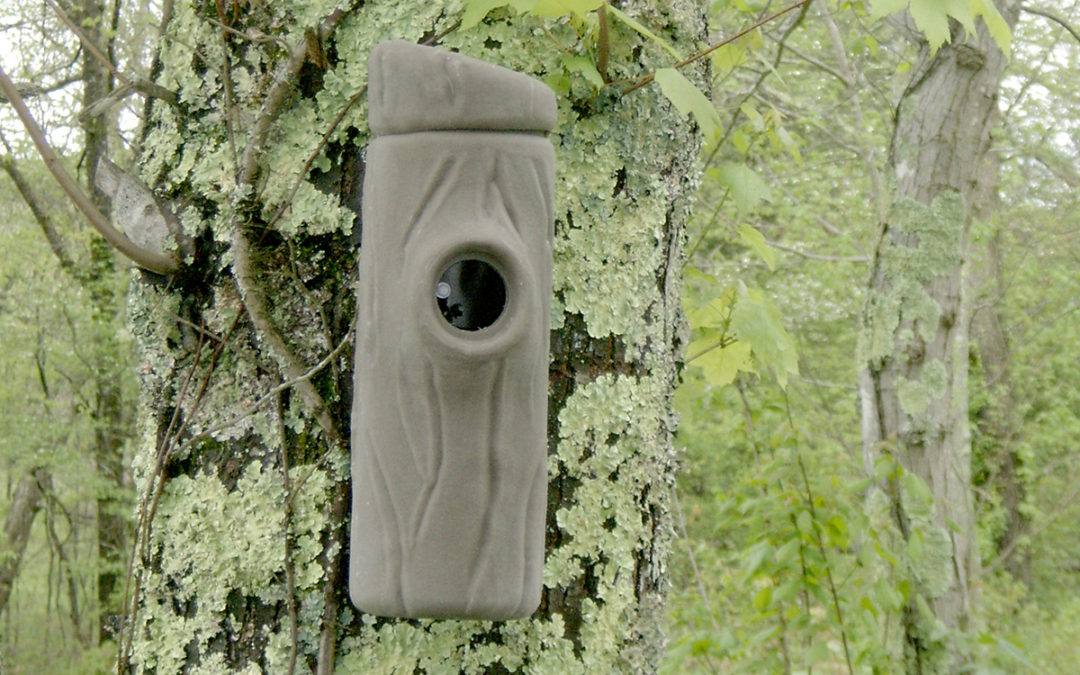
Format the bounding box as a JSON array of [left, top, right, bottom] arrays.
[[350, 131, 553, 619]]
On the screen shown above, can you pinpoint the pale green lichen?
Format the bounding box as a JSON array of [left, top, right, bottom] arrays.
[[130, 460, 333, 672], [862, 192, 965, 366], [897, 359, 948, 420]]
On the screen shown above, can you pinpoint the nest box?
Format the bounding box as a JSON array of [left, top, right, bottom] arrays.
[[349, 40, 556, 620]]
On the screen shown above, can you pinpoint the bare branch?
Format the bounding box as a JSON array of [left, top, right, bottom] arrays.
[[0, 75, 81, 103], [45, 0, 129, 87], [1022, 4, 1080, 46], [0, 469, 47, 616], [0, 65, 179, 274], [778, 41, 853, 87], [175, 332, 353, 449], [82, 79, 179, 119], [265, 85, 367, 229], [44, 0, 178, 107], [0, 153, 75, 271], [230, 11, 350, 448], [621, 0, 814, 95], [766, 238, 870, 263]]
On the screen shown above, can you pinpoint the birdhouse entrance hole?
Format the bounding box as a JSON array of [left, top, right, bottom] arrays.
[[435, 259, 506, 331]]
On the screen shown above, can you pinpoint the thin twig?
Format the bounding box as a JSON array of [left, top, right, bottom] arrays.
[[203, 14, 290, 47], [685, 335, 736, 364], [265, 85, 368, 230], [277, 392, 300, 675], [116, 321, 208, 672], [1022, 5, 1080, 46], [0, 75, 81, 103], [316, 480, 349, 675], [597, 2, 610, 82], [980, 476, 1080, 578], [766, 239, 870, 263], [45, 0, 132, 87], [787, 403, 854, 675], [670, 487, 722, 633], [686, 188, 731, 261], [0, 154, 75, 271], [176, 331, 352, 451], [621, 0, 814, 95], [219, 29, 240, 178], [230, 12, 349, 445]]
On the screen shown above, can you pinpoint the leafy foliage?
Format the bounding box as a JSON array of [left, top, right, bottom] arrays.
[[870, 0, 1012, 54]]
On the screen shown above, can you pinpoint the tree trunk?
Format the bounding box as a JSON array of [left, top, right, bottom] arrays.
[[68, 0, 133, 644], [969, 137, 1030, 584], [122, 2, 705, 672], [857, 4, 1018, 671], [0, 470, 46, 617]]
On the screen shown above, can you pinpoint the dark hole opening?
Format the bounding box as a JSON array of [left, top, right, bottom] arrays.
[[435, 259, 506, 331]]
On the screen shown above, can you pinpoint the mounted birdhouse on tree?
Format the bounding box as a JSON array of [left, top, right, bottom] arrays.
[[349, 40, 556, 621]]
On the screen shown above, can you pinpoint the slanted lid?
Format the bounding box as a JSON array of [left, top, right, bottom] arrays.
[[367, 40, 557, 136]]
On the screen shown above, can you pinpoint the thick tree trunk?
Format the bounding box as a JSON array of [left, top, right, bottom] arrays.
[[122, 1, 705, 672], [858, 4, 1018, 672]]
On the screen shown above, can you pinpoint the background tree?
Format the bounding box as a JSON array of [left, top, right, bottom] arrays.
[[858, 1, 1017, 669], [665, 1, 1080, 673], [1, 0, 141, 667]]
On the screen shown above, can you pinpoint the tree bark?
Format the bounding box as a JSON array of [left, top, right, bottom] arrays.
[[121, 1, 706, 672], [858, 4, 1018, 671]]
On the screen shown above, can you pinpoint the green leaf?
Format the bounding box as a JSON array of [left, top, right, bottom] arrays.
[[710, 43, 746, 73], [796, 510, 813, 536], [869, 0, 907, 22], [773, 539, 800, 566], [909, 0, 953, 51], [687, 294, 732, 329], [461, 0, 510, 29], [654, 68, 720, 140], [992, 636, 1036, 670], [907, 530, 924, 561], [901, 471, 934, 506], [972, 0, 1012, 56], [742, 541, 772, 581], [861, 595, 879, 619], [606, 5, 684, 60], [874, 541, 899, 569], [689, 339, 754, 388], [528, 0, 603, 18], [737, 223, 776, 271], [807, 641, 832, 663], [729, 284, 799, 388], [752, 585, 772, 610], [710, 163, 772, 211], [560, 54, 605, 89]]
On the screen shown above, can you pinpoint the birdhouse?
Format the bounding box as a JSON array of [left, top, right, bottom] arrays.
[[349, 40, 556, 620]]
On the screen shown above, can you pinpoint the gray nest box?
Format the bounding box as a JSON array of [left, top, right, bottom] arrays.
[[349, 41, 556, 620]]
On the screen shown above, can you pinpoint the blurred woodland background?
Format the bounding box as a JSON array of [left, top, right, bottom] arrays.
[[1, 0, 1079, 672]]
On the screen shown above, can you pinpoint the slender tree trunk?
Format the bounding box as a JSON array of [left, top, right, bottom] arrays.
[[68, 0, 132, 643], [121, 1, 705, 671], [969, 139, 1030, 584], [858, 4, 1019, 671], [0, 470, 47, 617]]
